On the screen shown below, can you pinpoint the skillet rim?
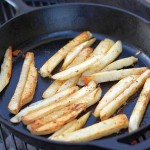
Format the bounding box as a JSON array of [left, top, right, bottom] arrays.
[[0, 2, 150, 147]]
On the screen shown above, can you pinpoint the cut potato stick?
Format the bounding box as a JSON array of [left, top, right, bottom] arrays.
[[8, 52, 34, 114], [90, 41, 122, 72], [83, 67, 147, 85], [52, 55, 100, 80], [42, 80, 64, 99], [50, 120, 77, 138], [92, 38, 114, 56], [129, 78, 150, 132], [39, 31, 92, 77], [76, 88, 102, 108], [50, 112, 91, 139], [66, 47, 93, 69], [61, 111, 91, 135], [27, 103, 85, 130], [57, 47, 93, 92], [94, 75, 139, 117], [10, 86, 78, 123], [28, 103, 86, 135], [100, 70, 150, 120], [21, 81, 96, 124], [61, 38, 96, 71], [101, 56, 138, 72], [57, 76, 79, 92], [0, 47, 12, 92], [77, 40, 120, 86], [52, 114, 128, 142], [19, 61, 38, 109]]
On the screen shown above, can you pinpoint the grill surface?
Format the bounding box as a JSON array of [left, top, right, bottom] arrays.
[[0, 0, 150, 150]]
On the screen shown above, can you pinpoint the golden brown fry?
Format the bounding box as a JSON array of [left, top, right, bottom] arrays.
[[50, 120, 77, 138], [8, 52, 34, 114], [129, 78, 150, 132], [61, 111, 91, 135], [92, 38, 114, 56], [66, 47, 93, 69], [21, 81, 96, 125], [76, 88, 102, 108], [19, 61, 38, 109], [83, 67, 147, 85], [0, 47, 12, 92], [57, 76, 79, 92], [50, 112, 90, 139], [61, 38, 96, 71], [100, 70, 150, 120], [52, 114, 128, 142], [57, 47, 93, 92], [42, 80, 64, 99], [93, 75, 139, 117], [27, 103, 83, 130], [51, 55, 100, 80], [28, 103, 86, 135], [101, 56, 138, 72], [90, 41, 122, 72], [10, 86, 79, 123], [39, 31, 92, 77]]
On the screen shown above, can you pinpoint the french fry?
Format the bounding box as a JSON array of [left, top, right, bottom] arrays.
[[92, 38, 114, 56], [78, 40, 121, 86], [27, 103, 85, 130], [129, 78, 150, 132], [21, 81, 96, 124], [66, 47, 93, 69], [57, 76, 79, 92], [57, 47, 93, 92], [60, 111, 91, 135], [42, 80, 64, 99], [101, 57, 138, 72], [28, 103, 86, 135], [93, 75, 139, 117], [10, 86, 78, 123], [8, 52, 34, 114], [52, 114, 128, 142], [39, 31, 92, 77], [76, 88, 102, 108], [51, 55, 100, 80], [50, 120, 77, 138], [50, 112, 90, 138], [90, 41, 122, 72], [0, 47, 12, 92], [100, 70, 150, 120], [61, 38, 96, 71], [83, 67, 147, 85], [19, 61, 38, 109]]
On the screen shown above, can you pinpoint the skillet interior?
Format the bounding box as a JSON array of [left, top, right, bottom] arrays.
[[0, 3, 150, 150]]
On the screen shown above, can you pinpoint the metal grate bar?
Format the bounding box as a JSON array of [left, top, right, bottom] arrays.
[[23, 142, 28, 150], [8, 4, 15, 17], [0, 124, 7, 150], [1, 2, 8, 22], [11, 134, 18, 149]]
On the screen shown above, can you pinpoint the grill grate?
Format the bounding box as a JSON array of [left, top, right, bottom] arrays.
[[0, 0, 150, 150]]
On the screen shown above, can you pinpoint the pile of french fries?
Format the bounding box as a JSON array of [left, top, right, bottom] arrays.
[[6, 31, 150, 142]]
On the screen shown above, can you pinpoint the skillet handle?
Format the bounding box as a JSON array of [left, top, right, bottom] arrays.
[[5, 0, 34, 15]]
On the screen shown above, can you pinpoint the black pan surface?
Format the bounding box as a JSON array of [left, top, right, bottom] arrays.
[[0, 3, 150, 150]]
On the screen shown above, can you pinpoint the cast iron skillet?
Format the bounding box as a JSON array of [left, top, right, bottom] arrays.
[[0, 0, 150, 149]]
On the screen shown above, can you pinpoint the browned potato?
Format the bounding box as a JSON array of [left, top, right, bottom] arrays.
[[52, 114, 128, 142], [0, 47, 12, 92], [28, 103, 86, 135], [8, 52, 34, 114], [39, 31, 92, 77], [100, 70, 150, 120], [19, 61, 38, 109]]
